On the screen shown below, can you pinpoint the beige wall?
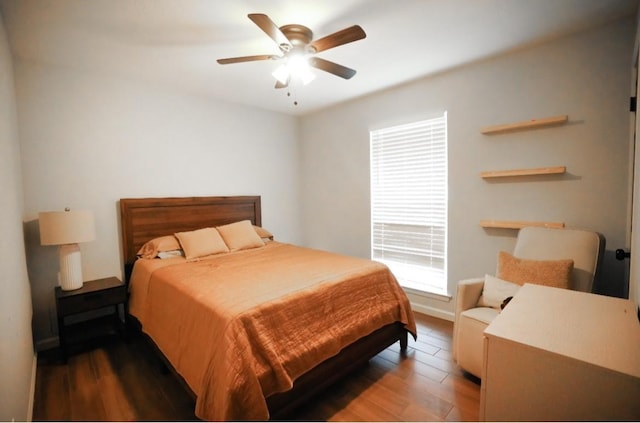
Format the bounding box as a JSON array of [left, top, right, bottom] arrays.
[[0, 9, 35, 422], [15, 61, 303, 348], [299, 18, 636, 319]]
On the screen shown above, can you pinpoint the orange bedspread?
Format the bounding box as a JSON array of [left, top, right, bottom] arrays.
[[128, 241, 416, 421]]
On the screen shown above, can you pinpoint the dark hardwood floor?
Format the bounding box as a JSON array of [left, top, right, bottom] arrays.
[[33, 313, 480, 421]]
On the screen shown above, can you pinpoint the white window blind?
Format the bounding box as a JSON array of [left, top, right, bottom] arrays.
[[370, 113, 448, 294]]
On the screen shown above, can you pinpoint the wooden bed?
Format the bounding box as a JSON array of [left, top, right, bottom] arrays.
[[120, 195, 412, 419]]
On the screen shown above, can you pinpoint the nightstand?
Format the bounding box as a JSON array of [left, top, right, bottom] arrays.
[[55, 276, 127, 361]]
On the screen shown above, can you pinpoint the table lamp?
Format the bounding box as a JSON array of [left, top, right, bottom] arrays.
[[39, 208, 96, 291]]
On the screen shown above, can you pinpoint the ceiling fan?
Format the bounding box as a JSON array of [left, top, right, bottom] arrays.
[[217, 14, 366, 89]]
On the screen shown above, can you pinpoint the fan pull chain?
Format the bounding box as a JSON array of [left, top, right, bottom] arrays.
[[286, 89, 299, 106]]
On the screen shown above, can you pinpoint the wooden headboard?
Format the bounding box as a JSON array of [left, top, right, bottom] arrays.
[[120, 195, 262, 269]]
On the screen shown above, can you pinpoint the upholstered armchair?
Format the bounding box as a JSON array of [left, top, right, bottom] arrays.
[[453, 226, 605, 378]]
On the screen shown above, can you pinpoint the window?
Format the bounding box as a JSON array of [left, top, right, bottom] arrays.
[[370, 113, 448, 295]]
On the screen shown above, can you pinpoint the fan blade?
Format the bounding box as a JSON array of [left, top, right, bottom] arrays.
[[217, 54, 274, 64], [308, 57, 357, 79], [309, 25, 366, 53], [248, 14, 292, 51]]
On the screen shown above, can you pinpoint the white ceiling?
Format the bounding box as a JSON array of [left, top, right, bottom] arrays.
[[0, 0, 638, 116]]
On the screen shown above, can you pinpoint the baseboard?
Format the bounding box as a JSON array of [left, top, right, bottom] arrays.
[[410, 301, 455, 322], [27, 351, 37, 422]]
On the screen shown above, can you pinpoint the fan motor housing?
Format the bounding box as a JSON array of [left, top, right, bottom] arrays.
[[280, 24, 313, 49]]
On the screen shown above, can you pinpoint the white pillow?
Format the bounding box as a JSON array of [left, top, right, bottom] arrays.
[[157, 250, 184, 259], [477, 274, 521, 310]]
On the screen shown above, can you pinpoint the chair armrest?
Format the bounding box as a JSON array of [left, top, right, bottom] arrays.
[[453, 277, 485, 360], [455, 277, 485, 314]]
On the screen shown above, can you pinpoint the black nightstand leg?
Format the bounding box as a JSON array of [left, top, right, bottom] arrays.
[[121, 304, 128, 342], [58, 315, 68, 363]]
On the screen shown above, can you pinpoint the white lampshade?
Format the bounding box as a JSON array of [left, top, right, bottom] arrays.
[[39, 209, 95, 290], [272, 64, 290, 85], [39, 210, 95, 245], [288, 55, 315, 85]]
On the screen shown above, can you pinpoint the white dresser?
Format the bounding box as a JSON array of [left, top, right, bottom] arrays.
[[480, 283, 640, 421]]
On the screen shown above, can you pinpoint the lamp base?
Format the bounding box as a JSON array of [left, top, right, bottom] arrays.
[[58, 243, 84, 291]]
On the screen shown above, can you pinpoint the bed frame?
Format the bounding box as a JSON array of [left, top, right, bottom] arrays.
[[119, 195, 408, 419]]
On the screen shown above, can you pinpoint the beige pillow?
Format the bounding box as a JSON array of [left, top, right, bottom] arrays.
[[137, 235, 181, 259], [174, 227, 229, 260], [478, 274, 521, 309], [497, 251, 573, 289], [217, 220, 265, 251], [253, 225, 273, 240]]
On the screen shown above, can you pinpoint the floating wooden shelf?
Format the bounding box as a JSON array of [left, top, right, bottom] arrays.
[[481, 166, 566, 179], [480, 220, 565, 230], [481, 115, 568, 135]]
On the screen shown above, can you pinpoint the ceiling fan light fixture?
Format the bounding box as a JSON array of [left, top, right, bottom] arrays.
[[289, 55, 315, 85], [272, 55, 316, 86], [272, 64, 290, 85], [298, 67, 316, 85]]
